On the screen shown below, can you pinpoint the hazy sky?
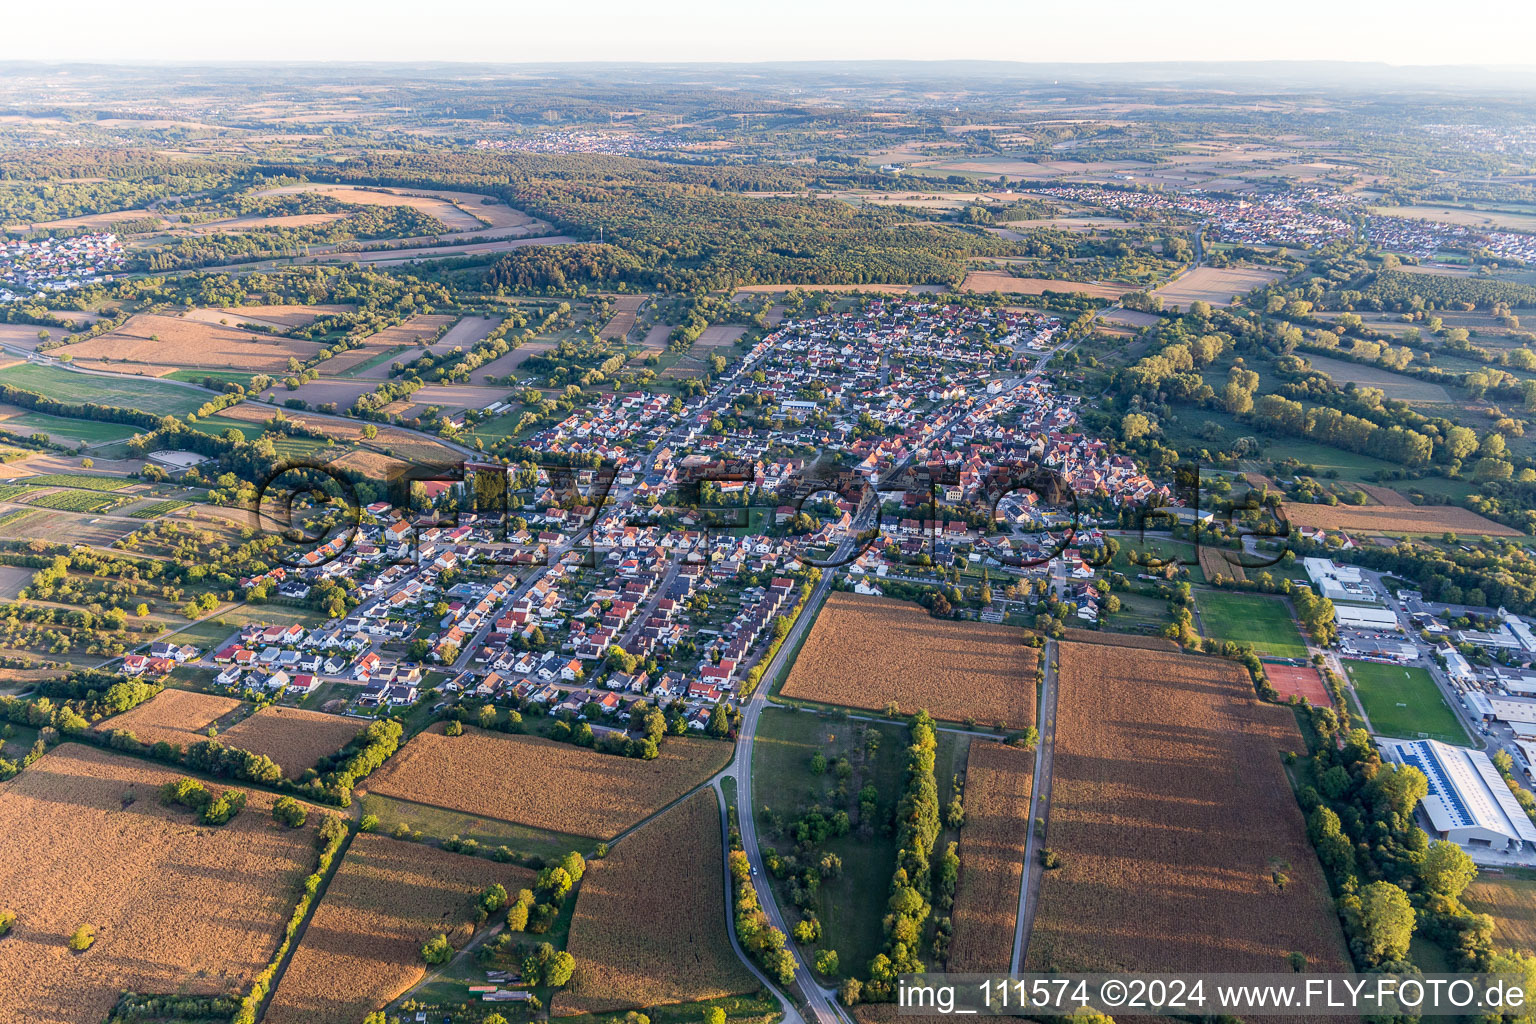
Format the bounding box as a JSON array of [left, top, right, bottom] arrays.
[[9, 0, 1536, 66]]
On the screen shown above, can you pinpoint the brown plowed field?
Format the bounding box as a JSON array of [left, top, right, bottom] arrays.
[[782, 593, 1038, 729], [55, 313, 324, 372], [556, 789, 757, 1015], [90, 688, 241, 748], [263, 833, 533, 1024], [949, 741, 1033, 971], [361, 724, 732, 839], [218, 705, 362, 778], [1025, 642, 1350, 974], [1281, 500, 1518, 537], [0, 744, 325, 1024]]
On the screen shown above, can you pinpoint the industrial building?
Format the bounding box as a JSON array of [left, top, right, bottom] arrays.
[[1304, 557, 1377, 603], [1334, 604, 1402, 632], [1492, 697, 1536, 727], [1385, 739, 1536, 853]]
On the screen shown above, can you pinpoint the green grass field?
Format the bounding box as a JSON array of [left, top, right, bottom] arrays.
[[27, 490, 128, 513], [166, 369, 255, 390], [0, 363, 204, 416], [1346, 660, 1472, 746], [1197, 591, 1308, 658], [752, 708, 909, 977], [0, 409, 139, 444], [126, 499, 192, 519], [23, 473, 131, 491]]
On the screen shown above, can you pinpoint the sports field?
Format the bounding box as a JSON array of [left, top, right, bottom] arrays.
[[1345, 660, 1471, 746], [1196, 591, 1308, 659]]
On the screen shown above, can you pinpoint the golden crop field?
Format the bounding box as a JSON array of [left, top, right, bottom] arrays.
[[1198, 544, 1247, 583], [91, 688, 242, 748], [948, 741, 1033, 972], [556, 789, 758, 1016], [263, 833, 533, 1024], [362, 724, 733, 839], [781, 594, 1038, 729], [56, 313, 324, 372], [1465, 876, 1536, 956], [1281, 500, 1520, 537], [0, 744, 323, 1024], [218, 706, 362, 778], [1025, 642, 1350, 974], [1152, 265, 1284, 308]]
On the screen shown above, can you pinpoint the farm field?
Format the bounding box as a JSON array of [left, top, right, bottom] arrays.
[[91, 688, 241, 748], [1197, 543, 1247, 583], [1152, 265, 1283, 308], [780, 593, 1038, 729], [1464, 874, 1536, 955], [693, 324, 747, 349], [26, 489, 129, 513], [960, 271, 1133, 299], [312, 313, 456, 375], [1281, 500, 1519, 537], [751, 709, 910, 975], [0, 406, 139, 445], [948, 741, 1033, 972], [217, 705, 363, 778], [362, 724, 732, 839], [598, 294, 646, 341], [55, 313, 324, 372], [0, 506, 139, 546], [1196, 591, 1308, 658], [176, 303, 353, 332], [730, 283, 943, 298], [263, 832, 533, 1024], [0, 363, 204, 416], [474, 335, 561, 380], [1369, 204, 1536, 234], [1301, 353, 1452, 403], [265, 376, 381, 410], [0, 744, 325, 1024], [1266, 663, 1332, 707], [1025, 641, 1350, 974], [1345, 660, 1472, 746], [556, 789, 758, 1016], [251, 183, 541, 234]]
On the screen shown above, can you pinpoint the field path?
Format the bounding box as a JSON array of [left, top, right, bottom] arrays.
[[1011, 637, 1058, 973]]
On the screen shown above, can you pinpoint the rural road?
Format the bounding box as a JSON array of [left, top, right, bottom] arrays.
[[713, 781, 808, 1024], [728, 506, 871, 1024], [1011, 637, 1059, 973]]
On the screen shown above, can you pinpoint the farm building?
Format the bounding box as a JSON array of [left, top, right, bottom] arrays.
[[1334, 604, 1401, 631], [1384, 739, 1536, 853]]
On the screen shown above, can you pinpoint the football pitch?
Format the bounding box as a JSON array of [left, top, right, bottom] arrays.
[[1196, 590, 1309, 659], [1346, 659, 1472, 746]]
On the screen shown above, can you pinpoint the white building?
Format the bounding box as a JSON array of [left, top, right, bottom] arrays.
[[1442, 647, 1476, 686], [1491, 697, 1536, 726], [1335, 604, 1401, 631], [1386, 739, 1536, 853], [1304, 557, 1375, 603]]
